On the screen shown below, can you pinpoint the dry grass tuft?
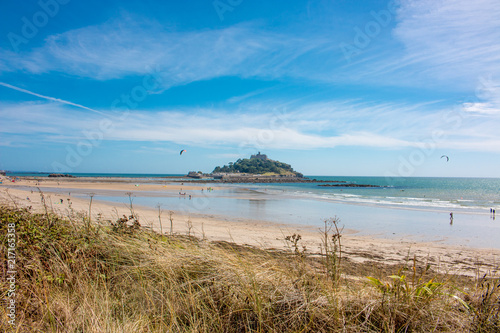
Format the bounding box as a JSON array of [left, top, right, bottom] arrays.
[[1, 204, 499, 332]]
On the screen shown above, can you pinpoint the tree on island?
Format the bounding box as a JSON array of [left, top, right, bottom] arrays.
[[212, 154, 303, 177]]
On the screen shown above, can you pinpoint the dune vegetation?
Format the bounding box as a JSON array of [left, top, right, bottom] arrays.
[[1, 203, 499, 332]]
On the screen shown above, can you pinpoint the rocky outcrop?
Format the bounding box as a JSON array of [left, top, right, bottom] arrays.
[[48, 173, 76, 178], [318, 184, 383, 187]]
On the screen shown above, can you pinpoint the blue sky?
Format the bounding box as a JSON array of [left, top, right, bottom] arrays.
[[1, 0, 499, 177]]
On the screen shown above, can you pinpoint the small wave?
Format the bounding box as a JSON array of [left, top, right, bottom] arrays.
[[325, 193, 484, 211], [338, 194, 361, 198]]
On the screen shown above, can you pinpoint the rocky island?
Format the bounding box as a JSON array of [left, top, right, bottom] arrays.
[[208, 152, 307, 183]]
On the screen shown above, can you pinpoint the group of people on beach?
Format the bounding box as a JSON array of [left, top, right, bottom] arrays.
[[449, 208, 497, 225], [179, 187, 215, 199], [178, 189, 192, 199], [179, 184, 214, 200]]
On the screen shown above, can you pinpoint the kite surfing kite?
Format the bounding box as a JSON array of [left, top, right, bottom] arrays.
[[441, 155, 449, 162], [180, 149, 186, 155]]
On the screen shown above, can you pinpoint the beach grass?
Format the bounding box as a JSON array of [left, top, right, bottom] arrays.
[[1, 204, 499, 332]]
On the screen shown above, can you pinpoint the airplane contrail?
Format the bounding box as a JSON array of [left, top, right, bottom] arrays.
[[0, 81, 108, 117]]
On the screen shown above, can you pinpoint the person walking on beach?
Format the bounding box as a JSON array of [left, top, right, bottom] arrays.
[[449, 212, 453, 225]]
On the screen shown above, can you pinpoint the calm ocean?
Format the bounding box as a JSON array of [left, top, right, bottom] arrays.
[[7, 173, 500, 247]]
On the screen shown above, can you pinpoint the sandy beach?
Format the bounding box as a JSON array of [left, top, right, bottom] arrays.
[[1, 176, 499, 277]]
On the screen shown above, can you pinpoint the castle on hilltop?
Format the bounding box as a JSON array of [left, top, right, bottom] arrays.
[[250, 152, 268, 161]]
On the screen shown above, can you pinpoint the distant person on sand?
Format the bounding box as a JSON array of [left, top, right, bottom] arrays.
[[450, 212, 453, 225]]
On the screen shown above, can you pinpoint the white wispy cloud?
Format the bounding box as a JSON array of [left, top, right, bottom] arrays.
[[463, 102, 500, 115], [391, 0, 500, 85], [462, 75, 500, 115], [1, 15, 329, 89], [328, 0, 500, 94], [2, 98, 500, 152], [394, 0, 500, 67]]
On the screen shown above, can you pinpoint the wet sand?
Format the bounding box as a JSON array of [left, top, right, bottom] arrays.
[[1, 177, 499, 277]]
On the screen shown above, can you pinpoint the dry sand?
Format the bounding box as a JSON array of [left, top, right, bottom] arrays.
[[1, 177, 499, 278]]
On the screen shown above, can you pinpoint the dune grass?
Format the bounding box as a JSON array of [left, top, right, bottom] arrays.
[[1, 204, 499, 332]]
